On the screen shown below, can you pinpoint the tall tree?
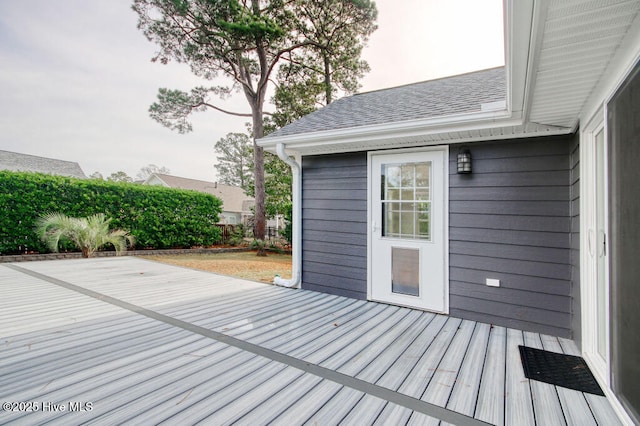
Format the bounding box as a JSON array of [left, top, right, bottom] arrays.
[[214, 132, 253, 189], [264, 1, 377, 238], [133, 0, 377, 240], [133, 0, 288, 240], [277, 0, 377, 109]]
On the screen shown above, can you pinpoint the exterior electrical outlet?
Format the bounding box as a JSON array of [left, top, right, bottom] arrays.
[[486, 278, 500, 287]]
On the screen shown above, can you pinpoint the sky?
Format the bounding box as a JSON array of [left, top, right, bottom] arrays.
[[0, 0, 504, 182]]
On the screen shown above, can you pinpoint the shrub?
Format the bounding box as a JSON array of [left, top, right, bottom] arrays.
[[227, 224, 247, 246], [0, 171, 222, 254], [249, 238, 267, 256], [35, 213, 135, 257]]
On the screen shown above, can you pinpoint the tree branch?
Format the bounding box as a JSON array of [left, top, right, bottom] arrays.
[[193, 101, 272, 117], [260, 41, 313, 94]]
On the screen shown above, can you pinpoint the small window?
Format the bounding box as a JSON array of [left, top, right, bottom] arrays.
[[382, 162, 431, 240]]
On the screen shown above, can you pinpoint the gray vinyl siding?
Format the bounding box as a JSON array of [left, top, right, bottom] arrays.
[[301, 153, 368, 299], [449, 136, 574, 338], [301, 136, 576, 338], [569, 134, 581, 345]]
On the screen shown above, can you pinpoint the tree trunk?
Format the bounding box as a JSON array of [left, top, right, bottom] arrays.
[[324, 53, 333, 104], [246, 0, 267, 242], [251, 103, 266, 241]]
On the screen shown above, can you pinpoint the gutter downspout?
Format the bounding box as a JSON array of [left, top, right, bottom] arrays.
[[274, 143, 301, 289]]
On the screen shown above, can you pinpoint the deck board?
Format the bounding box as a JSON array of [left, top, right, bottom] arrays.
[[474, 325, 506, 425], [305, 305, 405, 365], [357, 312, 436, 383], [540, 334, 600, 426], [321, 308, 416, 370], [342, 394, 404, 425], [446, 322, 491, 417], [586, 394, 624, 426], [523, 332, 567, 425], [505, 329, 535, 425], [304, 387, 366, 424], [234, 373, 325, 424], [272, 380, 342, 423], [421, 319, 476, 408], [0, 258, 625, 425], [254, 298, 363, 348], [374, 402, 414, 425], [374, 314, 448, 390], [396, 317, 463, 399], [107, 353, 269, 424], [287, 304, 392, 359]]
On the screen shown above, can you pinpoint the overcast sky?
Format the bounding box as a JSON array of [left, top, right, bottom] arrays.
[[0, 0, 504, 182]]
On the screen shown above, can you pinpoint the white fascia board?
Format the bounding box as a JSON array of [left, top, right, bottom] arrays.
[[258, 109, 515, 154], [505, 0, 536, 120]]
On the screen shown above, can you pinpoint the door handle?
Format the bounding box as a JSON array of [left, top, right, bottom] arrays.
[[598, 230, 606, 257]]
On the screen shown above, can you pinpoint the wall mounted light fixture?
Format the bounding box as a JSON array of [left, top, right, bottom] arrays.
[[457, 148, 472, 174]]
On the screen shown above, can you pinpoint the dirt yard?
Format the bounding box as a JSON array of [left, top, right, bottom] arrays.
[[145, 250, 292, 284]]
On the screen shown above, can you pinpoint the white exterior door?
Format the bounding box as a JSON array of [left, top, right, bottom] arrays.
[[369, 148, 448, 313]]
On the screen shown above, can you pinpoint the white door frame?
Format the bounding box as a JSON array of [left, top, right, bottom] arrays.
[[367, 146, 449, 313], [580, 108, 610, 386]]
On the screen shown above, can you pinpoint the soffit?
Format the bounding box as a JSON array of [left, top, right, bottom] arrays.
[[527, 0, 640, 129], [276, 122, 568, 156]]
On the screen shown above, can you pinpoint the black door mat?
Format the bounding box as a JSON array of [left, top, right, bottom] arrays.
[[518, 345, 604, 396]]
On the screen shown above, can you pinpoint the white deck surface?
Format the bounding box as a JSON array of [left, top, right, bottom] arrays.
[[0, 257, 622, 425]]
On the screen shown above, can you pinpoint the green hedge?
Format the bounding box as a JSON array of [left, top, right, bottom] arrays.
[[0, 171, 222, 254]]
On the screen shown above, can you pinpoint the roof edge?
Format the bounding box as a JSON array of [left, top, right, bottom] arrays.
[[259, 108, 514, 152], [257, 0, 541, 155]]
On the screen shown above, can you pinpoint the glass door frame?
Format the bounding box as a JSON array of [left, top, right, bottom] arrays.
[[581, 109, 610, 386]]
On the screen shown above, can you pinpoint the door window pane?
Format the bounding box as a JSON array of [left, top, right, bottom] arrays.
[[415, 164, 430, 187], [400, 211, 415, 235], [382, 162, 432, 240], [386, 166, 401, 189], [401, 165, 414, 187], [401, 189, 414, 200], [387, 189, 400, 200], [415, 189, 430, 200], [386, 208, 399, 235]]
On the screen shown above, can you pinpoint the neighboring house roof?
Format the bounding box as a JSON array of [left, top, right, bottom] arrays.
[[259, 0, 640, 156], [0, 150, 87, 178], [143, 173, 253, 214], [267, 67, 506, 138]]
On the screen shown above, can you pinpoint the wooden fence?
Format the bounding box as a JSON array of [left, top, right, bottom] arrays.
[[215, 224, 236, 243]]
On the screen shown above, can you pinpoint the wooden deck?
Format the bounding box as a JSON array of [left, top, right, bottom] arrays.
[[0, 257, 622, 425]]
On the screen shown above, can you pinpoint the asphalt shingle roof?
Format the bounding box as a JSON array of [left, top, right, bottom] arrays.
[[0, 150, 86, 178], [266, 67, 506, 138]]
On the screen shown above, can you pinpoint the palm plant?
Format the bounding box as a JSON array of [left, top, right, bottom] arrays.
[[35, 213, 135, 258]]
